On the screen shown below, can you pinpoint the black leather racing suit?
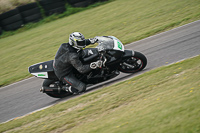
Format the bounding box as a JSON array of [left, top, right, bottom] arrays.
[[53, 40, 92, 93]]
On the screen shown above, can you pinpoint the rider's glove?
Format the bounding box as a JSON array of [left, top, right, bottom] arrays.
[[89, 38, 98, 44], [90, 60, 103, 69]]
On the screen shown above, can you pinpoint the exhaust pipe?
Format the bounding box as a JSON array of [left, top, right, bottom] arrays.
[[40, 86, 62, 93]]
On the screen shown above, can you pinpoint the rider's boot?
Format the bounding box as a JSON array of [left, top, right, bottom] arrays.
[[62, 85, 78, 94]]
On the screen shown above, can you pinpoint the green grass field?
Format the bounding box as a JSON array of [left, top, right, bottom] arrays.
[[0, 0, 200, 86], [1, 55, 199, 133]]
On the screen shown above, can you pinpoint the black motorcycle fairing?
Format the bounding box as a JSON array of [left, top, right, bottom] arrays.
[[29, 60, 54, 73], [122, 50, 134, 59], [28, 60, 58, 80], [104, 50, 123, 65]]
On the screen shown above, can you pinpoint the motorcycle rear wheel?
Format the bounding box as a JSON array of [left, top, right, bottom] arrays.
[[42, 79, 72, 98], [119, 51, 147, 73]]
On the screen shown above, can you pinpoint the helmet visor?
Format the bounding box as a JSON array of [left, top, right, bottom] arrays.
[[76, 40, 86, 47]]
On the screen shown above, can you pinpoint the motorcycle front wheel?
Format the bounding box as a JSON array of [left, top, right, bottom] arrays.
[[119, 51, 147, 73], [42, 79, 72, 98]]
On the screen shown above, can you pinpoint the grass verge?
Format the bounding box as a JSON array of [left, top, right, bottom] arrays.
[[0, 55, 200, 133], [0, 0, 200, 86]]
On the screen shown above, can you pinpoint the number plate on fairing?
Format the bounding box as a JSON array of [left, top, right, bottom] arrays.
[[110, 36, 124, 52], [32, 72, 48, 78]]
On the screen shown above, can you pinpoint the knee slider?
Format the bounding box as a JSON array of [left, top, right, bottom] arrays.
[[79, 82, 86, 92]]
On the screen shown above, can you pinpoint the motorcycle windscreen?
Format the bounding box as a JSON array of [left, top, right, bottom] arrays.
[[96, 36, 114, 51]]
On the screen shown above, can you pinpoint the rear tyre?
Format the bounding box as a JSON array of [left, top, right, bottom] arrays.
[[43, 79, 72, 98], [119, 51, 147, 73]]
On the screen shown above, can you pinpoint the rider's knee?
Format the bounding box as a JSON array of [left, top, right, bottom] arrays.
[[78, 82, 86, 93]]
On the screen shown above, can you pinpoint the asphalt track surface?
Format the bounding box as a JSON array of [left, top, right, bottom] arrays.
[[0, 20, 200, 123]]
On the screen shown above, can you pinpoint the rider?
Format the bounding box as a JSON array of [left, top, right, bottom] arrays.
[[53, 32, 101, 94]]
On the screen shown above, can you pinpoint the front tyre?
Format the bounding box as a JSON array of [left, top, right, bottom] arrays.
[[42, 79, 72, 98], [119, 51, 147, 73]]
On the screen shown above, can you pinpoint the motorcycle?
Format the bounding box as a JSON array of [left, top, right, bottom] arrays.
[[28, 36, 147, 98]]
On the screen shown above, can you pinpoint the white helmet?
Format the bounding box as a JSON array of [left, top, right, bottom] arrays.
[[69, 32, 86, 50]]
